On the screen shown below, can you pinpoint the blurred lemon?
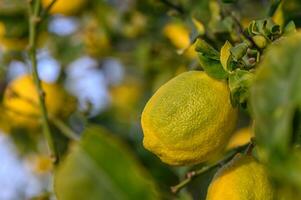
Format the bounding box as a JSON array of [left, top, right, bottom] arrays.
[[163, 22, 196, 59], [141, 71, 237, 166], [0, 22, 47, 51], [110, 81, 142, 115], [42, 0, 86, 16], [32, 155, 53, 174], [3, 74, 76, 130], [206, 154, 275, 200], [226, 127, 253, 150], [0, 22, 28, 51]]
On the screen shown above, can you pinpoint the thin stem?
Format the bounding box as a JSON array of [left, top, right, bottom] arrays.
[[40, 0, 57, 20], [159, 0, 184, 14], [170, 143, 251, 193], [50, 116, 80, 141], [28, 0, 58, 164]]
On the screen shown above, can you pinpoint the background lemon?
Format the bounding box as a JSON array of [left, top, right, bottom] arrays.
[[163, 22, 196, 59], [206, 154, 275, 200], [226, 127, 253, 150], [3, 75, 75, 130], [141, 71, 237, 166], [42, 0, 86, 16]]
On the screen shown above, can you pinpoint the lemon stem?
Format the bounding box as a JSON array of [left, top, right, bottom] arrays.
[[28, 0, 58, 164], [170, 142, 251, 193]]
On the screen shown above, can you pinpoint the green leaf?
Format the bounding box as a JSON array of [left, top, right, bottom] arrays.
[[195, 39, 219, 60], [198, 53, 228, 80], [55, 126, 159, 200], [229, 69, 254, 107], [230, 42, 248, 61], [284, 21, 297, 36], [251, 33, 301, 188], [220, 40, 232, 72]]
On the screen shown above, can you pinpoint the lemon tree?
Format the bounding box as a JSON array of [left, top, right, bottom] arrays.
[[141, 71, 237, 165]]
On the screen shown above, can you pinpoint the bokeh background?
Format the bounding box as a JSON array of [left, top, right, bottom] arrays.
[[0, 0, 301, 199]]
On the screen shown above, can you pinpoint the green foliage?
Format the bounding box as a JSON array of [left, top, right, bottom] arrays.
[[54, 126, 159, 200], [251, 33, 301, 192]]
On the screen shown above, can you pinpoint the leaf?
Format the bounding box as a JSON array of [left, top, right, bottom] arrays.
[[54, 126, 159, 200], [220, 41, 232, 72], [283, 21, 297, 36], [230, 42, 248, 61], [198, 53, 228, 80], [229, 69, 254, 107], [251, 33, 301, 188], [195, 39, 219, 60]]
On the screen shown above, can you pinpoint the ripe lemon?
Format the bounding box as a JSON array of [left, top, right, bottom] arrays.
[[141, 71, 237, 166], [226, 127, 253, 150], [42, 0, 86, 16], [3, 74, 75, 130], [206, 154, 275, 200]]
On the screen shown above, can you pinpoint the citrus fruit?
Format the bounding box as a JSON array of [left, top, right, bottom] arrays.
[[42, 0, 86, 16], [163, 22, 196, 59], [3, 74, 75, 130], [226, 127, 253, 150], [206, 154, 275, 200], [141, 71, 237, 165]]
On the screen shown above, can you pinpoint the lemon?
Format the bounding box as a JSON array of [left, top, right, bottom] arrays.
[[226, 127, 253, 150], [0, 22, 48, 51], [42, 0, 86, 16], [206, 154, 275, 200], [163, 22, 196, 59], [141, 71, 237, 165], [3, 74, 75, 130]]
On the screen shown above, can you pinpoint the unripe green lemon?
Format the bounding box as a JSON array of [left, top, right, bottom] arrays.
[[206, 154, 275, 200], [141, 71, 237, 165], [3, 75, 76, 130]]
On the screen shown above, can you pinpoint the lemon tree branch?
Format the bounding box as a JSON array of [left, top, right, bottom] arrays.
[[170, 142, 251, 193], [28, 0, 59, 164]]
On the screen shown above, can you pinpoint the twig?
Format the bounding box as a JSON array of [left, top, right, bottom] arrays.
[[50, 116, 80, 141], [159, 0, 184, 14], [28, 0, 59, 164], [40, 0, 57, 20], [170, 143, 251, 193]]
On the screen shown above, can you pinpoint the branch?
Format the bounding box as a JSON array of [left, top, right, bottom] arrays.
[[28, 0, 59, 164], [159, 0, 184, 14], [170, 143, 251, 193], [50, 116, 80, 141], [40, 0, 57, 20]]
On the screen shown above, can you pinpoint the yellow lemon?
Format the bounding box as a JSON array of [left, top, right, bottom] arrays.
[[32, 155, 53, 174], [0, 22, 48, 51], [141, 71, 237, 166], [3, 74, 75, 130], [163, 22, 196, 59], [226, 127, 253, 150], [206, 154, 275, 200], [42, 0, 86, 16]]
